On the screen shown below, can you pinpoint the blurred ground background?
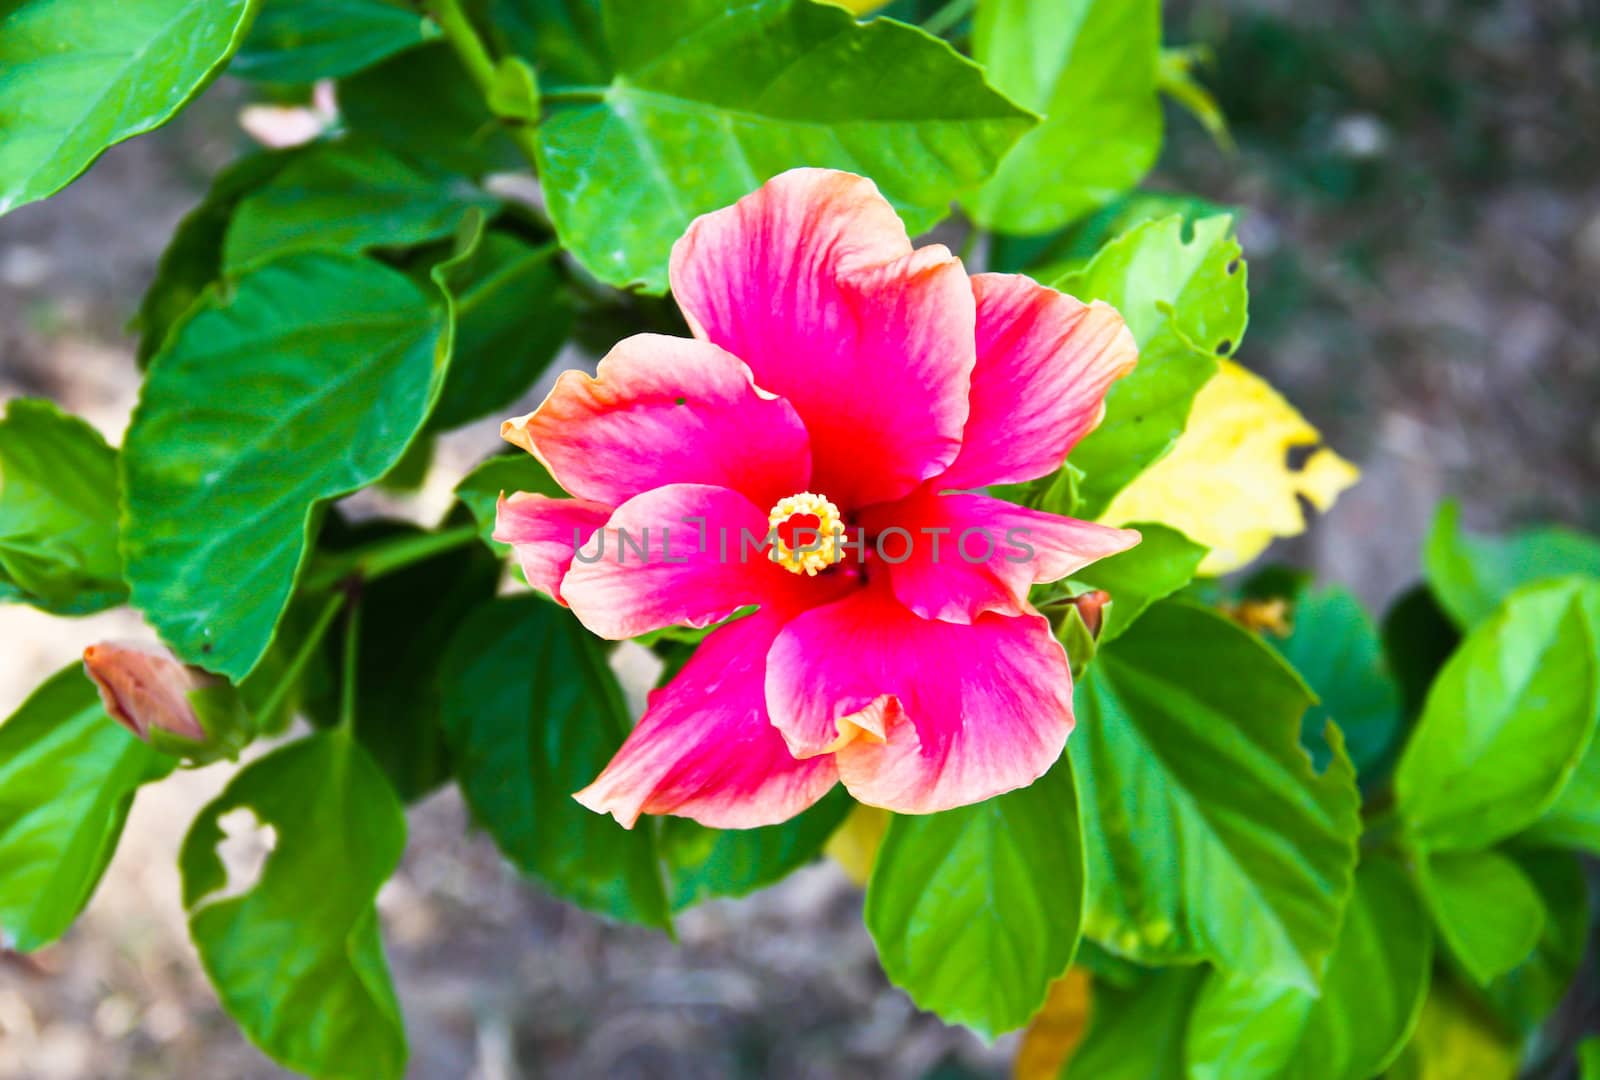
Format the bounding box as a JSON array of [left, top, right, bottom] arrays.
[[1, 0, 1597, 1076]]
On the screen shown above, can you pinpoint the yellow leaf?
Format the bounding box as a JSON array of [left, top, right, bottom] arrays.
[[1099, 360, 1359, 575], [1388, 979, 1515, 1080], [825, 804, 889, 885], [820, 0, 889, 13], [1014, 969, 1093, 1080]]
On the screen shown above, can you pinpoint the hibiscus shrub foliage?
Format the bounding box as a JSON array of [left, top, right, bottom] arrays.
[[2, 0, 1599, 1077]]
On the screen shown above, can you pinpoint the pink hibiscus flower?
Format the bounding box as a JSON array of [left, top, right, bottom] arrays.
[[494, 168, 1140, 827]]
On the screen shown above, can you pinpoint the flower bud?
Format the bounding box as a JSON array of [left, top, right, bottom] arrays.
[[1068, 589, 1111, 640], [82, 642, 253, 763]]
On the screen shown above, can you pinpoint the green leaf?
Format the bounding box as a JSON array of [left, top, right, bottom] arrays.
[[439, 595, 670, 929], [123, 251, 453, 679], [1054, 215, 1245, 518], [864, 758, 1084, 1038], [222, 138, 497, 272], [1424, 500, 1600, 629], [992, 190, 1234, 281], [0, 665, 172, 952], [181, 734, 407, 1079], [454, 452, 564, 546], [1415, 847, 1543, 986], [662, 788, 852, 911], [1393, 577, 1600, 851], [1479, 849, 1588, 1035], [1185, 855, 1431, 1080], [488, 56, 541, 123], [967, 0, 1161, 234], [1581, 1037, 1600, 1080], [339, 42, 522, 176], [1521, 732, 1600, 854], [304, 521, 500, 801], [133, 149, 301, 367], [233, 0, 439, 82], [429, 231, 572, 431], [536, 0, 1036, 292], [0, 399, 126, 614], [1275, 585, 1402, 781], [0, 0, 258, 215], [1064, 965, 1206, 1079], [1068, 522, 1207, 642], [1072, 601, 1359, 990]]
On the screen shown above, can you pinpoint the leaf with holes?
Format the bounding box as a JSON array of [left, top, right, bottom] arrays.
[[181, 734, 407, 1078], [1052, 215, 1246, 518]]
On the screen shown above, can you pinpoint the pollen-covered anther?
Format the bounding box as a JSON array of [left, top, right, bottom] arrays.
[[767, 492, 843, 576]]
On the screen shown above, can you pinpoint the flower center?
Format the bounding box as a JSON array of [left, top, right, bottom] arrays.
[[767, 492, 843, 576]]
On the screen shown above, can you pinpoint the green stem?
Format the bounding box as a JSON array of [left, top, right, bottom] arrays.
[[542, 86, 609, 105], [303, 523, 480, 594], [338, 599, 362, 736], [251, 591, 345, 728], [428, 0, 544, 168], [922, 0, 976, 37]]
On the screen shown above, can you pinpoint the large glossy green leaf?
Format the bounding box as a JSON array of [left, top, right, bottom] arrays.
[[536, 0, 1035, 292], [1072, 601, 1360, 990], [123, 251, 452, 680], [0, 0, 258, 214], [1415, 847, 1543, 986], [303, 522, 500, 802], [0, 399, 125, 614], [1054, 216, 1245, 518], [1185, 855, 1431, 1080], [1065, 965, 1206, 1079], [439, 595, 670, 929], [0, 665, 172, 952], [967, 0, 1161, 234], [428, 231, 572, 431], [1480, 849, 1588, 1035], [865, 759, 1084, 1038], [233, 0, 438, 82], [1394, 577, 1600, 851], [1424, 500, 1600, 630], [223, 138, 496, 271], [662, 788, 852, 911], [1276, 585, 1402, 781], [181, 734, 407, 1079], [1068, 522, 1207, 642]]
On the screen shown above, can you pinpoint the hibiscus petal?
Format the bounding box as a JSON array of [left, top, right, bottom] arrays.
[[561, 483, 833, 639], [765, 583, 1074, 813], [860, 489, 1141, 623], [669, 168, 975, 509], [574, 610, 839, 829], [502, 333, 812, 508], [938, 274, 1137, 490], [493, 492, 611, 605]]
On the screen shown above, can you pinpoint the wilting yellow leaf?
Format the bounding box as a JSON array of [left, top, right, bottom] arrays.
[[1014, 969, 1093, 1080], [1100, 360, 1359, 575], [825, 804, 889, 885], [821, 0, 889, 13]]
